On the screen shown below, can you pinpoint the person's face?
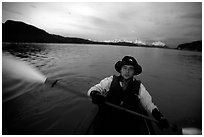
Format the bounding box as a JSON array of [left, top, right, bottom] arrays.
[[121, 65, 135, 80]]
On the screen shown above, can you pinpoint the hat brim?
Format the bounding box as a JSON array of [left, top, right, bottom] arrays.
[[115, 61, 142, 75]]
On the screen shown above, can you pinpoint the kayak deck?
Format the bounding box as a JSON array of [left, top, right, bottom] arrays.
[[87, 103, 155, 135]]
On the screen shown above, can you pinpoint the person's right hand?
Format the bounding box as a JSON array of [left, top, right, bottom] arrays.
[[90, 90, 105, 104]]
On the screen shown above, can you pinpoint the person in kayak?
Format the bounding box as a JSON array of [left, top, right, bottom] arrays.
[[87, 56, 169, 133]]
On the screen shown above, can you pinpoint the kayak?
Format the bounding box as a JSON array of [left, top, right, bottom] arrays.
[[87, 102, 155, 135]]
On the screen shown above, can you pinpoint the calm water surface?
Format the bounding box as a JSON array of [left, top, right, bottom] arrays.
[[3, 43, 202, 130]]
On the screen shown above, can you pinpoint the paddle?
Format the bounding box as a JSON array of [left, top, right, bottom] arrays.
[[46, 81, 202, 135], [3, 54, 201, 135]]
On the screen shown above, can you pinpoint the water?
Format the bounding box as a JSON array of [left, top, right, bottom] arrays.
[[2, 43, 202, 132]]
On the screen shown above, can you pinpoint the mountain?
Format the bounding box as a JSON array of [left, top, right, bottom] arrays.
[[2, 20, 175, 49], [2, 20, 94, 44], [177, 41, 202, 52]]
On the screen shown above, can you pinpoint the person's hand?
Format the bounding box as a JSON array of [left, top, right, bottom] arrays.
[[90, 90, 105, 104], [158, 117, 170, 129], [152, 108, 170, 130]]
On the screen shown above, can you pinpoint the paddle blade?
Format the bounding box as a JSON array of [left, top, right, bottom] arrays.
[[182, 128, 202, 135]]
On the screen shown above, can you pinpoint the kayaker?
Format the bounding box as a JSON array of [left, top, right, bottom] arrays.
[[87, 56, 169, 133]]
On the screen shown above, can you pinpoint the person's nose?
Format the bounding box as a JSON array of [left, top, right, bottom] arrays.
[[126, 68, 130, 73]]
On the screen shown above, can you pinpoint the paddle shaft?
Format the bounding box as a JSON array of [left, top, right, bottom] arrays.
[[104, 101, 159, 123], [45, 79, 185, 133], [45, 79, 160, 123]]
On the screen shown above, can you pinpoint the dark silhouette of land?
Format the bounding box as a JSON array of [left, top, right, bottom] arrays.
[[2, 20, 202, 51], [177, 41, 202, 52], [3, 20, 141, 47], [3, 20, 94, 44]]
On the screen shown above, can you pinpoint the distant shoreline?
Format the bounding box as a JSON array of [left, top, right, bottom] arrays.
[[2, 42, 193, 52]]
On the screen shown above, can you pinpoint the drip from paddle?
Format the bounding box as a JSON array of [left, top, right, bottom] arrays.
[[3, 54, 46, 83]]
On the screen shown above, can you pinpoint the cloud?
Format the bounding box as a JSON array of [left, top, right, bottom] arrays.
[[2, 3, 23, 16], [180, 12, 202, 20], [90, 16, 124, 30], [30, 4, 37, 9]]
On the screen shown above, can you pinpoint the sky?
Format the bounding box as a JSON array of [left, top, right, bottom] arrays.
[[2, 2, 202, 48]]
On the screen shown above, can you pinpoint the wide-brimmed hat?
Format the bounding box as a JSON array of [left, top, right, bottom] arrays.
[[115, 56, 142, 75]]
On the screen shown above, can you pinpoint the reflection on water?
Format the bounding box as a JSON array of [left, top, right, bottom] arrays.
[[3, 43, 56, 70], [3, 43, 47, 58], [2, 43, 202, 130]]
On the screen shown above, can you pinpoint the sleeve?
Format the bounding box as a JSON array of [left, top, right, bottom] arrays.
[[87, 76, 113, 96], [138, 83, 158, 113]]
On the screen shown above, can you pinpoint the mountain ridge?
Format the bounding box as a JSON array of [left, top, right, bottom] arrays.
[[2, 20, 201, 51], [3, 20, 94, 44]]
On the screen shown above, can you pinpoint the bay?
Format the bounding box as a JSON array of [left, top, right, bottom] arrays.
[[3, 43, 202, 132]]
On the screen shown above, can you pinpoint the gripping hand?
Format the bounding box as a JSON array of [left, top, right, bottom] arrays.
[[152, 108, 170, 129], [90, 90, 105, 104]]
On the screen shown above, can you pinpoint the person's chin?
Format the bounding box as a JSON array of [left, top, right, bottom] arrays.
[[123, 75, 131, 80]]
